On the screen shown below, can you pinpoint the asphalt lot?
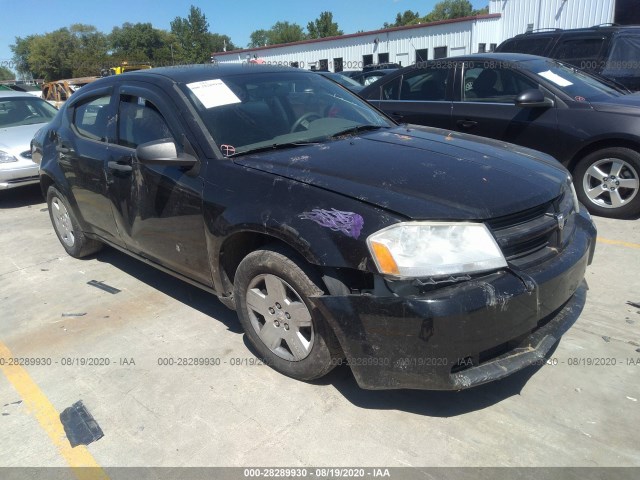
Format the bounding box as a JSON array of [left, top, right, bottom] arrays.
[[0, 184, 639, 473]]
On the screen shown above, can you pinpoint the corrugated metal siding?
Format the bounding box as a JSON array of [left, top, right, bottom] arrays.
[[491, 0, 615, 38], [214, 1, 616, 70], [214, 19, 483, 69]]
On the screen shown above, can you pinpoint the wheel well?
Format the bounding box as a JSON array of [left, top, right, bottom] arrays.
[[218, 232, 374, 297], [567, 139, 640, 173], [40, 174, 54, 199], [219, 233, 309, 296]]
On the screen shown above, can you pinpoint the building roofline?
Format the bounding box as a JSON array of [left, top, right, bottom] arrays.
[[213, 13, 501, 57]]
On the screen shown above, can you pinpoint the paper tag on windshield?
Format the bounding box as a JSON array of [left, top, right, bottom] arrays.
[[537, 70, 573, 87], [186, 79, 241, 109]]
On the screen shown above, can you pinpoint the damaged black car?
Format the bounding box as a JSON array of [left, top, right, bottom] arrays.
[[33, 65, 597, 390]]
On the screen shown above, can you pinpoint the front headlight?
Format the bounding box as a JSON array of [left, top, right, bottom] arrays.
[[367, 222, 507, 278], [567, 176, 580, 214], [0, 150, 18, 163]]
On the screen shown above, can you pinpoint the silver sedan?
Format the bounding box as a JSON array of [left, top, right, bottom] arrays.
[[0, 91, 57, 189]]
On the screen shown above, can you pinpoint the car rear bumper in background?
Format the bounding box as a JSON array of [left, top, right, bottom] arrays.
[[310, 210, 596, 390]]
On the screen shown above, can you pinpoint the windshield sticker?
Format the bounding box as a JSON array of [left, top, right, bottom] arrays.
[[186, 79, 241, 109], [537, 70, 573, 87], [220, 144, 236, 156], [575, 95, 586, 102], [299, 209, 364, 239]]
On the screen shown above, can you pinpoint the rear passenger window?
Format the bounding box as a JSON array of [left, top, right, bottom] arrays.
[[500, 37, 553, 56], [399, 67, 449, 101], [117, 95, 173, 149], [554, 38, 605, 68], [73, 96, 112, 142]]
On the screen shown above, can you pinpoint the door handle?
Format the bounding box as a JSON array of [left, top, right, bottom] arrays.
[[108, 161, 133, 172], [457, 120, 478, 129]]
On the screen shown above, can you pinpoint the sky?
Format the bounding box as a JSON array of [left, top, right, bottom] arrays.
[[0, 0, 489, 72]]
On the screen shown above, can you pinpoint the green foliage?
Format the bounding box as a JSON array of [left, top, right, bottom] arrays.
[[249, 29, 270, 48], [0, 66, 14, 81], [384, 1, 489, 28], [248, 22, 307, 48], [270, 22, 307, 45], [384, 10, 422, 28], [307, 12, 343, 39], [209, 33, 235, 53], [424, 0, 488, 22], [170, 5, 212, 63]]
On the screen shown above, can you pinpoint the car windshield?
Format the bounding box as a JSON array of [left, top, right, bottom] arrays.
[[181, 70, 393, 156], [321, 72, 362, 89], [0, 96, 57, 128], [525, 59, 623, 101]]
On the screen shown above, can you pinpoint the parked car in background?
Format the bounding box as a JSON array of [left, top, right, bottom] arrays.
[[352, 69, 397, 86], [315, 71, 363, 93], [33, 64, 595, 390], [363, 62, 402, 72], [0, 91, 57, 190], [361, 53, 640, 218], [495, 25, 640, 91]]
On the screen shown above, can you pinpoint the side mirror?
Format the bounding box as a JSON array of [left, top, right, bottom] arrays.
[[136, 139, 197, 167], [515, 89, 554, 108]]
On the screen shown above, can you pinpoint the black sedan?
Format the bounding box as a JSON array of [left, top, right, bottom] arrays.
[[361, 53, 640, 219], [33, 64, 596, 390]]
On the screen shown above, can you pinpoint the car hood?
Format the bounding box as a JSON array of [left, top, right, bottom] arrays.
[[590, 92, 640, 114], [233, 126, 568, 220], [0, 123, 46, 156]]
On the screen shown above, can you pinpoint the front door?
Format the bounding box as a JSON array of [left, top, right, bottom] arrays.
[[451, 62, 558, 155], [106, 83, 212, 286]]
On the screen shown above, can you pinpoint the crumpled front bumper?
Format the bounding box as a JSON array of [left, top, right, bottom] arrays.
[[309, 211, 596, 390]]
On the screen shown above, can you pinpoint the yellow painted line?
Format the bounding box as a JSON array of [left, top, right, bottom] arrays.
[[597, 237, 640, 249], [0, 341, 109, 480]]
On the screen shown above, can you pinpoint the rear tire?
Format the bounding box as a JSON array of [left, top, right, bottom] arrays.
[[47, 186, 102, 258], [573, 147, 640, 218], [233, 246, 341, 381]]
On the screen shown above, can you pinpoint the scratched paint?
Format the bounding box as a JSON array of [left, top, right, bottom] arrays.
[[299, 208, 364, 239]]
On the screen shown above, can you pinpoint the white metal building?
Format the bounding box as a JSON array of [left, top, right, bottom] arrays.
[[212, 0, 621, 71]]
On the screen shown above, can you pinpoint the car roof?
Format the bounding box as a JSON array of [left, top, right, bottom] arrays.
[[0, 90, 40, 99], [509, 25, 640, 38], [117, 63, 309, 84]]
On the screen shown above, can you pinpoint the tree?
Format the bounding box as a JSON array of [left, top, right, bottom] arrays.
[[248, 29, 269, 48], [384, 10, 422, 28], [0, 66, 13, 81], [248, 21, 306, 48], [10, 35, 37, 78], [268, 22, 307, 45], [69, 24, 109, 77], [307, 12, 343, 39], [109, 22, 166, 63], [424, 0, 484, 22], [170, 5, 211, 63], [209, 33, 235, 53]]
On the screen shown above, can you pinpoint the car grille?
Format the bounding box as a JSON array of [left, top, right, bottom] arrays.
[[487, 190, 576, 269]]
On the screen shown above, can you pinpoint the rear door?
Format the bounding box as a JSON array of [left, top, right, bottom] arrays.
[[106, 82, 212, 286], [450, 61, 559, 155], [56, 87, 123, 245]]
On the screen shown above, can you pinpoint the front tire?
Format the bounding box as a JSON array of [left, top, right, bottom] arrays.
[[573, 147, 640, 218], [233, 246, 341, 381], [47, 186, 102, 258]]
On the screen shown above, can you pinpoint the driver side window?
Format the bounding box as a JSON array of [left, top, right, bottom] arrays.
[[117, 95, 173, 149], [463, 66, 538, 103]]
